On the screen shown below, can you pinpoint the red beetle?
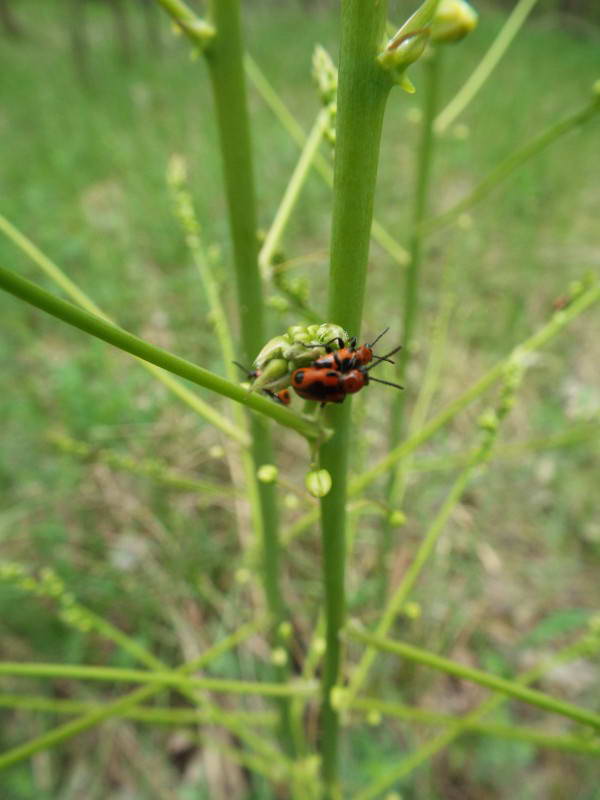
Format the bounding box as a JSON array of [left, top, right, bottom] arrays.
[[291, 345, 403, 406], [307, 328, 396, 373]]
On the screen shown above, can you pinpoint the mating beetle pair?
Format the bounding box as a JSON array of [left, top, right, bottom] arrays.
[[238, 328, 403, 407], [290, 328, 403, 406]]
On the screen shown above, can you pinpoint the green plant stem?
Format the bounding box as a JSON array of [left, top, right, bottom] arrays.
[[0, 693, 274, 726], [205, 0, 294, 752], [351, 628, 600, 799], [0, 212, 249, 446], [318, 2, 391, 794], [346, 625, 600, 731], [244, 54, 410, 267], [0, 662, 317, 697], [434, 0, 540, 134], [0, 265, 323, 441], [0, 619, 261, 771], [349, 697, 600, 756], [425, 94, 600, 233], [411, 419, 600, 473], [381, 46, 442, 595], [49, 432, 240, 498], [153, 0, 215, 45], [259, 107, 331, 277], [282, 280, 599, 545]]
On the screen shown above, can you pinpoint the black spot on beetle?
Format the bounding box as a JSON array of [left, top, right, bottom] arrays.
[[294, 371, 304, 384], [326, 371, 338, 378]]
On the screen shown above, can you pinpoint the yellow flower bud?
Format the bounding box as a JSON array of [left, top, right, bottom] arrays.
[[431, 0, 478, 44]]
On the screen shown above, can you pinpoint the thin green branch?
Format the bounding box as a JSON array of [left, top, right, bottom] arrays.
[[346, 624, 600, 731], [435, 0, 540, 134], [0, 693, 274, 727], [244, 53, 410, 267], [0, 264, 323, 441], [425, 92, 600, 233], [49, 432, 239, 498], [259, 108, 331, 278], [349, 697, 600, 756], [351, 625, 600, 799], [411, 419, 600, 473], [0, 618, 261, 771], [0, 661, 317, 697], [153, 0, 215, 46], [0, 212, 249, 446]]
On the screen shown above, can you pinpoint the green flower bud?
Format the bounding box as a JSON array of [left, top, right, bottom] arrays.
[[366, 710, 382, 726], [312, 44, 338, 107], [388, 510, 407, 527], [315, 323, 349, 347], [253, 336, 290, 370], [330, 686, 349, 710], [404, 601, 422, 619], [313, 637, 326, 656], [271, 647, 288, 666], [278, 621, 293, 640], [267, 295, 290, 312], [379, 29, 429, 72], [478, 410, 498, 433], [250, 358, 289, 392], [287, 325, 307, 339], [284, 493, 300, 510], [305, 468, 332, 498], [431, 0, 478, 44], [257, 464, 278, 483]]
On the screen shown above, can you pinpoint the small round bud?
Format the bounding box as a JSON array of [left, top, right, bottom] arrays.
[[305, 468, 332, 498], [313, 637, 326, 656], [330, 686, 349, 710], [257, 464, 278, 484], [278, 621, 293, 640], [235, 567, 251, 585], [284, 493, 300, 510], [404, 601, 422, 619], [267, 295, 290, 312], [478, 410, 498, 433], [431, 0, 478, 44], [389, 510, 407, 527], [367, 710, 382, 726], [271, 647, 288, 667], [453, 123, 470, 140]]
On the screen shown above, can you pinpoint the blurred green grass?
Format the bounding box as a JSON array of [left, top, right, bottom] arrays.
[[1, 1, 600, 798]]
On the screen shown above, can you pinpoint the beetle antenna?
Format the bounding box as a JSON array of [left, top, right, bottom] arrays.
[[368, 327, 389, 348], [369, 376, 404, 390], [232, 360, 253, 377], [371, 353, 395, 365], [365, 344, 403, 371]]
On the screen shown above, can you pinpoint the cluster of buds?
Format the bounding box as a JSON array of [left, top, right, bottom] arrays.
[[379, 0, 478, 92], [312, 45, 338, 146], [250, 323, 350, 393]]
